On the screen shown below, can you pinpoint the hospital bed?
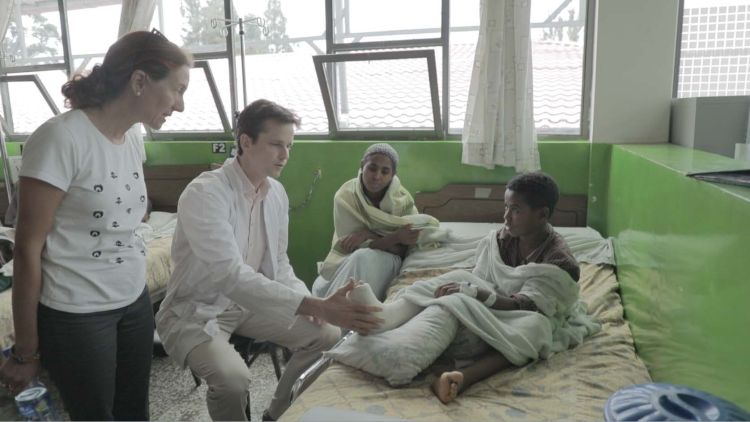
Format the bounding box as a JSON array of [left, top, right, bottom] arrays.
[[281, 183, 652, 421]]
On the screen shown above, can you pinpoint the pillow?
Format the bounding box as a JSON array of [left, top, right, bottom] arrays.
[[325, 304, 458, 386]]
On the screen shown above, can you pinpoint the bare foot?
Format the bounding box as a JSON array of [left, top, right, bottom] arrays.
[[431, 371, 464, 404]]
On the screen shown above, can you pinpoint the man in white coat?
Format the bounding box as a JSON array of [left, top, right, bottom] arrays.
[[156, 99, 382, 421]]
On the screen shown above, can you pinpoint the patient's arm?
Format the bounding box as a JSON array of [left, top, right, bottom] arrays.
[[369, 225, 419, 257], [340, 229, 375, 253], [434, 282, 520, 311], [347, 281, 423, 333]]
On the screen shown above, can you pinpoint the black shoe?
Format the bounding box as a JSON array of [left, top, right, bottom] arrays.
[[262, 410, 276, 421]]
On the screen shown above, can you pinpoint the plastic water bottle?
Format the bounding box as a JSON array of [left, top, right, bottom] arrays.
[[14, 378, 59, 421], [1, 346, 60, 421]]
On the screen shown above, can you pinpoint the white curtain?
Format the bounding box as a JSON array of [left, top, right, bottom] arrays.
[[119, 0, 157, 36], [461, 0, 539, 172]]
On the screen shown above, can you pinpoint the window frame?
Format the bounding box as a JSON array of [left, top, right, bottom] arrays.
[[314, 50, 443, 139], [147, 60, 233, 140], [0, 0, 594, 141], [0, 74, 62, 134]]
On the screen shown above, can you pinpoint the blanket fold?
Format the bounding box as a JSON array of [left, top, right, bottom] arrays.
[[395, 232, 600, 366]]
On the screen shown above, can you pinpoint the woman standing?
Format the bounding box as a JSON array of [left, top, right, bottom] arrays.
[[0, 29, 191, 420]]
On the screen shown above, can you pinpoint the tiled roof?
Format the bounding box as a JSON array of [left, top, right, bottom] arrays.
[[7, 40, 584, 135]]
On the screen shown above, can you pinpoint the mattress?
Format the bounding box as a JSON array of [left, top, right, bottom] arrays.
[[281, 227, 651, 421]]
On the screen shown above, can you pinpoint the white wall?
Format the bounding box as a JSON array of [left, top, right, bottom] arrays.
[[589, 0, 680, 144]]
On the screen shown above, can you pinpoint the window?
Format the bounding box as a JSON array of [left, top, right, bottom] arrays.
[[529, 1, 588, 135], [232, 0, 328, 134], [332, 0, 442, 45], [1, 0, 65, 69], [68, 1, 122, 60], [0, 0, 591, 139], [314, 50, 442, 138], [157, 0, 228, 54], [677, 0, 750, 98], [0, 74, 60, 134], [158, 62, 231, 133]]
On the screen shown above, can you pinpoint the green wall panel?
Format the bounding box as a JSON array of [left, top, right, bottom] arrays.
[[276, 140, 589, 282], [4, 140, 589, 281], [587, 143, 613, 234], [604, 144, 750, 409]]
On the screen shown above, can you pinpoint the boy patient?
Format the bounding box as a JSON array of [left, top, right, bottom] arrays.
[[431, 171, 580, 403]]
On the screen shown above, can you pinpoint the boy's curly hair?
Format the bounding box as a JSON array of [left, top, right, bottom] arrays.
[[506, 172, 560, 217]]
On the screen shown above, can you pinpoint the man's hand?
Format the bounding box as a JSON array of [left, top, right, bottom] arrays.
[[340, 230, 372, 253], [394, 224, 420, 246], [298, 280, 383, 335]]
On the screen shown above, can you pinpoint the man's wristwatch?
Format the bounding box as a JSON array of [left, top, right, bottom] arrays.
[[10, 346, 40, 364]]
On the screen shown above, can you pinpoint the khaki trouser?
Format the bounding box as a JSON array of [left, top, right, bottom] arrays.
[[186, 304, 340, 421]]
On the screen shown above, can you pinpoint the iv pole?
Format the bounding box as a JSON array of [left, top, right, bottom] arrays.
[[211, 16, 268, 109]]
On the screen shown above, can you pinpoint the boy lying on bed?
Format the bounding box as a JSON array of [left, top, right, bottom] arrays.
[[338, 172, 596, 404]]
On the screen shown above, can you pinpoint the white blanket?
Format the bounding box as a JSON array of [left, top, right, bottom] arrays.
[[395, 232, 601, 366], [135, 211, 177, 243], [401, 224, 615, 272]]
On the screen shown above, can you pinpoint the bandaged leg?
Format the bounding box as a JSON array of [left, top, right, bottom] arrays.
[[347, 282, 423, 333], [312, 249, 401, 300]]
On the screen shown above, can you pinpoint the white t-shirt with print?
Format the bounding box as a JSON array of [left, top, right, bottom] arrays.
[[20, 109, 148, 313]]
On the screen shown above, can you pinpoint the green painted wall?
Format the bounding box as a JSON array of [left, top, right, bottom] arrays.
[[278, 140, 590, 282], [587, 143, 613, 235], [5, 139, 589, 281], [602, 144, 750, 409]]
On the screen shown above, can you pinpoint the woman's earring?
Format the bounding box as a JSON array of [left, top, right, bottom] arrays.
[[136, 91, 141, 96]]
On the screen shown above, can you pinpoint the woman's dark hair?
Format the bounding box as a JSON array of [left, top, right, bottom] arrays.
[[62, 29, 192, 109], [507, 171, 560, 217], [235, 99, 301, 155]]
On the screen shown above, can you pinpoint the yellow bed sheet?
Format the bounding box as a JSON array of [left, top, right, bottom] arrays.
[[281, 263, 652, 421], [0, 236, 174, 350]]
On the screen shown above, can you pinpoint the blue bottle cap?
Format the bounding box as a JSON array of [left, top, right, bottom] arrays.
[[605, 383, 750, 421], [15, 386, 46, 402]]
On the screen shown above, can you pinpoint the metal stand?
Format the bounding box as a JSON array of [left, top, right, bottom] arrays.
[[211, 16, 268, 109]]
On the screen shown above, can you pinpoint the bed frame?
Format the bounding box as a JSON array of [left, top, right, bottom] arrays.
[[144, 164, 213, 212], [414, 183, 588, 227]]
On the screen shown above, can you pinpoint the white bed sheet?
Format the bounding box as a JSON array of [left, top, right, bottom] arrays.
[[402, 223, 614, 273]]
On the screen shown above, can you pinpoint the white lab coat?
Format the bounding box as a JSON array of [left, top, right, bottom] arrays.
[[155, 159, 310, 366]]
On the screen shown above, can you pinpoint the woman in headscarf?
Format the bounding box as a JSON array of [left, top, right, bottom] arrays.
[[312, 143, 436, 301]]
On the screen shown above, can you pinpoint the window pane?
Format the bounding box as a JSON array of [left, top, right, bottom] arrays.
[[157, 62, 230, 132], [234, 0, 328, 134], [449, 0, 479, 132], [2, 79, 59, 134], [677, 0, 750, 97], [333, 0, 441, 44], [327, 51, 442, 130], [530, 0, 586, 135], [156, 0, 227, 54], [68, 1, 121, 58], [1, 0, 64, 68]]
